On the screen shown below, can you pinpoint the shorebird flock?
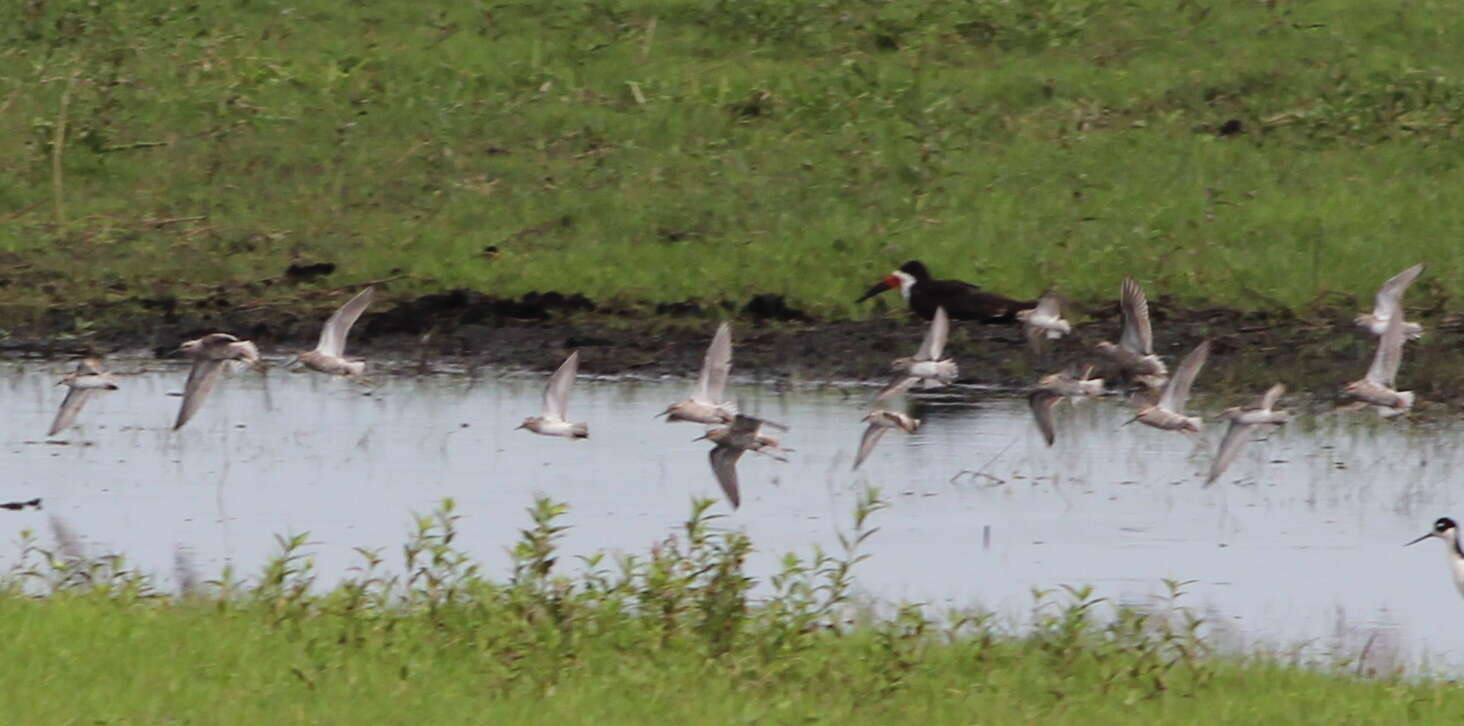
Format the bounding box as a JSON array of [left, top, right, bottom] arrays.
[[40, 259, 1458, 593], [851, 260, 1425, 484]]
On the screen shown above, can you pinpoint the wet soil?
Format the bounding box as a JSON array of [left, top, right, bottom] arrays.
[[11, 288, 1464, 408]]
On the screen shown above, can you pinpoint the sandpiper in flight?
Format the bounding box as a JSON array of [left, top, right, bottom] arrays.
[[517, 351, 588, 438], [1205, 383, 1289, 486], [299, 286, 374, 377], [874, 306, 958, 401], [1340, 307, 1414, 417], [1015, 293, 1071, 355], [1356, 263, 1424, 340], [855, 260, 1034, 322], [697, 414, 790, 509], [659, 322, 736, 424], [1027, 367, 1106, 446], [174, 333, 261, 430], [48, 358, 119, 436], [852, 410, 920, 471], [1129, 340, 1210, 433], [1095, 277, 1168, 388]]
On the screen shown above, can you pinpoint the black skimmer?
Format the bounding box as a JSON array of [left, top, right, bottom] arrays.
[[855, 261, 1035, 322]]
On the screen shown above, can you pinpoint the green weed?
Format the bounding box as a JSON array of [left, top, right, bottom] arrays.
[[0, 494, 1457, 723]]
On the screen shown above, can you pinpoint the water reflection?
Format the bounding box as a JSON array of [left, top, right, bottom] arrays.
[[1, 360, 1461, 671]]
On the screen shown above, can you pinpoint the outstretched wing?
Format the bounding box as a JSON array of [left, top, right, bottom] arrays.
[[226, 340, 261, 364], [852, 422, 889, 470], [873, 375, 919, 403], [709, 446, 745, 509], [543, 351, 580, 420], [916, 306, 950, 361], [693, 322, 733, 404], [1028, 389, 1060, 446], [48, 388, 95, 437], [1370, 263, 1424, 320], [752, 416, 789, 433], [730, 413, 787, 437], [175, 359, 226, 430], [1256, 383, 1285, 411], [1119, 277, 1154, 356], [1206, 421, 1253, 486], [316, 287, 374, 357], [1158, 340, 1209, 413], [1024, 319, 1047, 355], [1366, 308, 1405, 387]]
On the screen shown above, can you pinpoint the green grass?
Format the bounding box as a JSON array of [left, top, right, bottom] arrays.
[[0, 495, 1460, 724], [3, 0, 1464, 327]]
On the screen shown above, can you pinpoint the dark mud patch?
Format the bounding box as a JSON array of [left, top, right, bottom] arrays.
[[10, 289, 1464, 409]]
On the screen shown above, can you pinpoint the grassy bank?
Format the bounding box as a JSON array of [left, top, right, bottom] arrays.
[[0, 496, 1458, 724], [3, 0, 1464, 331]]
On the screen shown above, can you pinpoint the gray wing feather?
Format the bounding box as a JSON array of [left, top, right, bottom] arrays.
[[48, 388, 95, 436], [316, 287, 374, 357], [227, 340, 261, 364], [1206, 421, 1253, 486], [1028, 389, 1060, 446], [852, 423, 888, 470], [1024, 320, 1046, 355], [729, 414, 761, 437], [175, 359, 226, 430], [709, 446, 744, 509], [543, 351, 579, 420], [1257, 383, 1285, 411], [917, 307, 949, 360], [694, 323, 733, 404], [1367, 309, 1405, 386], [1371, 263, 1424, 319], [754, 417, 790, 433], [873, 375, 920, 403], [1158, 340, 1209, 412], [1119, 277, 1154, 355]]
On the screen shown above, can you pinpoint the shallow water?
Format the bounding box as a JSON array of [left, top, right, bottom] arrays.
[[4, 360, 1461, 671]]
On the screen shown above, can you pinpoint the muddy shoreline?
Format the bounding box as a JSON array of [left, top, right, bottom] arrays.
[[10, 290, 1464, 408]]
